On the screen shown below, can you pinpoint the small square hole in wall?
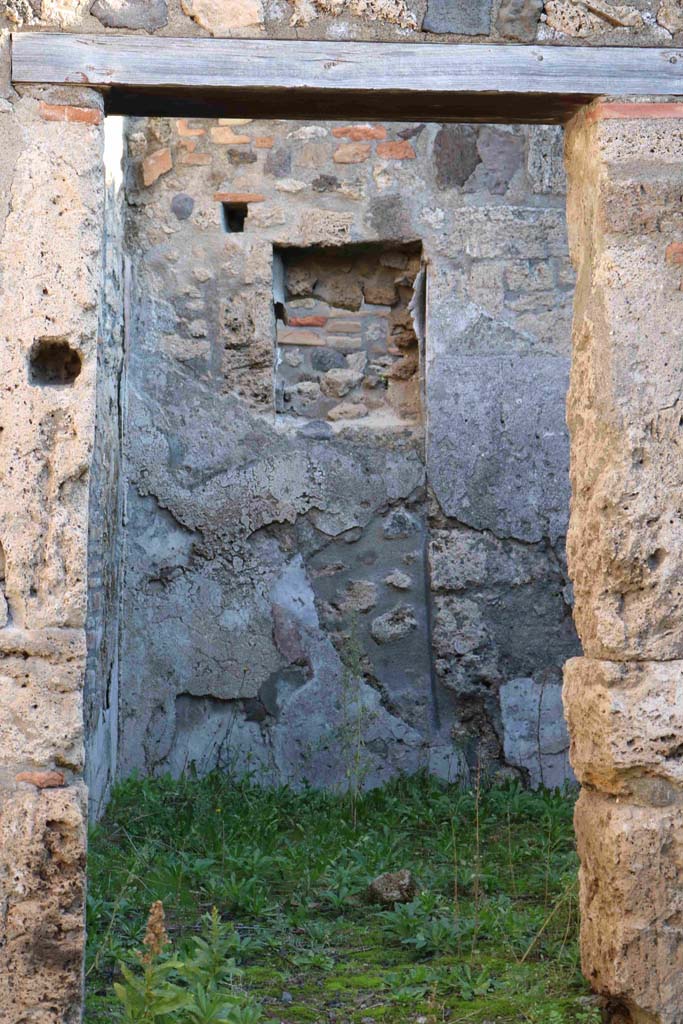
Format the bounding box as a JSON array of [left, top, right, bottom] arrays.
[[273, 241, 424, 426], [221, 202, 248, 233]]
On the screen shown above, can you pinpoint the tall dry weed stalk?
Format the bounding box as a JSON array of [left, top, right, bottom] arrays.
[[140, 900, 169, 963]]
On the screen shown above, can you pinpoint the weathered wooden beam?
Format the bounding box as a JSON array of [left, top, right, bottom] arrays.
[[11, 33, 683, 123]]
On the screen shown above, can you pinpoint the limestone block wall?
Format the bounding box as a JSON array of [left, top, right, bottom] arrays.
[[118, 114, 579, 788], [563, 101, 683, 1024], [0, 53, 106, 1023]]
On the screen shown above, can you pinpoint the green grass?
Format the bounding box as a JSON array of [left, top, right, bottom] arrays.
[[85, 771, 598, 1024]]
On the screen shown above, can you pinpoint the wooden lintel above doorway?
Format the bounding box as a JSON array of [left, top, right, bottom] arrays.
[[11, 32, 683, 124]]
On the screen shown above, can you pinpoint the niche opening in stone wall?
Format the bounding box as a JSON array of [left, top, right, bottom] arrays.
[[272, 242, 425, 426], [221, 201, 248, 233]]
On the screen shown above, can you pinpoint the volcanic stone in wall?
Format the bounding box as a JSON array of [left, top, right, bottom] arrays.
[[0, 784, 87, 1019], [495, 0, 543, 39], [90, 0, 168, 29], [423, 0, 492, 34]]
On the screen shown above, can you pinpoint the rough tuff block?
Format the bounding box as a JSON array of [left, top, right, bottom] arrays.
[[575, 791, 683, 1024], [0, 783, 86, 1024], [564, 657, 683, 799], [180, 0, 264, 33], [0, 630, 85, 770], [564, 107, 683, 660]]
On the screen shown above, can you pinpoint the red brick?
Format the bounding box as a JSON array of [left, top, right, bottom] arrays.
[[254, 136, 275, 149], [332, 124, 387, 141], [142, 147, 173, 186], [39, 102, 102, 126], [287, 315, 328, 327], [210, 125, 251, 145], [279, 330, 325, 347], [16, 770, 65, 789], [179, 152, 212, 166], [376, 140, 416, 160], [176, 118, 205, 137], [213, 192, 265, 203], [666, 242, 683, 265], [333, 143, 371, 164], [327, 319, 361, 334], [586, 102, 683, 123]]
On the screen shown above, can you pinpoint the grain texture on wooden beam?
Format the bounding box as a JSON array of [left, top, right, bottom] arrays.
[[11, 33, 683, 123]]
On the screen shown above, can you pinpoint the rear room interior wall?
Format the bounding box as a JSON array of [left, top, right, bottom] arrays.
[[115, 115, 580, 790]]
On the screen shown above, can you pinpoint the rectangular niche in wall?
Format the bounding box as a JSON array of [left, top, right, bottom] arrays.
[[273, 242, 423, 424]]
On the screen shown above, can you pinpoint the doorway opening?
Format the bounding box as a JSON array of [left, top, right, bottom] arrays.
[[83, 112, 585, 1023]]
